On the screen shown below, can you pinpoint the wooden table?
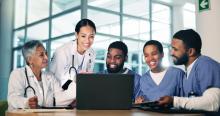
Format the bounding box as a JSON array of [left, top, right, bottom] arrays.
[[6, 109, 203, 116]]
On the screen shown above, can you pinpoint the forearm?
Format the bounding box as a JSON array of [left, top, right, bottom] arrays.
[[8, 94, 29, 110], [173, 88, 220, 111], [55, 82, 76, 106]]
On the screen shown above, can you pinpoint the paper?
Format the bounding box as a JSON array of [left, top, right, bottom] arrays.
[[19, 108, 71, 113]]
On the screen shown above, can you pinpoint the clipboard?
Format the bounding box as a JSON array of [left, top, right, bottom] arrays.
[[132, 101, 160, 108]]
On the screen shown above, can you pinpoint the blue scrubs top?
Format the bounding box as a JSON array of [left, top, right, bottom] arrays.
[[138, 67, 184, 101], [181, 55, 220, 97]]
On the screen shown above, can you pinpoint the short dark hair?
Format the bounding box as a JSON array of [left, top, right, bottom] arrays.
[[143, 40, 163, 54], [173, 29, 202, 54], [75, 18, 96, 33], [108, 41, 128, 57]]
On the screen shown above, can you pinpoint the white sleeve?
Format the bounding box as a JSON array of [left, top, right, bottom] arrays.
[[52, 76, 76, 106], [7, 70, 29, 110], [173, 88, 220, 111], [50, 50, 69, 85]]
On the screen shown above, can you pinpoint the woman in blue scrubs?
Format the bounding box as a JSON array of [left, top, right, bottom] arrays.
[[135, 40, 184, 103]]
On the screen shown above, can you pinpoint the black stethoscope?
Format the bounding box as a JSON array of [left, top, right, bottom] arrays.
[[24, 67, 56, 106], [62, 53, 92, 90], [24, 67, 36, 97]]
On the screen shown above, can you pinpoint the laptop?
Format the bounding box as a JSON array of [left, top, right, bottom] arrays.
[[76, 74, 134, 110]]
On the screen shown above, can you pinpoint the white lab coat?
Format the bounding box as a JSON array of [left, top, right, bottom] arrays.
[[50, 40, 96, 85], [7, 65, 76, 111]]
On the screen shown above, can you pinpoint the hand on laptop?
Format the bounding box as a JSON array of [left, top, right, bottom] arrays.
[[157, 96, 173, 108]]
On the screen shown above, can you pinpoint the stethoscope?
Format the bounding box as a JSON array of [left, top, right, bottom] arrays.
[[24, 67, 56, 106], [62, 53, 92, 90], [24, 67, 36, 97], [62, 55, 77, 90]]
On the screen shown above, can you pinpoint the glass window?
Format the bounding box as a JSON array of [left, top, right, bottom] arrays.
[[27, 21, 49, 41], [12, 0, 173, 75], [123, 40, 144, 74], [162, 47, 171, 67], [88, 0, 119, 12], [13, 50, 24, 69], [152, 21, 171, 44], [14, 0, 26, 28], [95, 49, 105, 60], [94, 63, 104, 73], [52, 11, 80, 38], [123, 40, 144, 53], [28, 0, 49, 23], [152, 3, 171, 44], [152, 3, 171, 24], [88, 9, 120, 36], [92, 35, 120, 51], [183, 3, 196, 29], [123, 17, 150, 40], [131, 53, 139, 64], [50, 36, 74, 57], [13, 30, 25, 47], [123, 0, 150, 19], [52, 0, 80, 15]]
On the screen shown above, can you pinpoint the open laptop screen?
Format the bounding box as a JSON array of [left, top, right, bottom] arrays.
[[76, 74, 134, 110]]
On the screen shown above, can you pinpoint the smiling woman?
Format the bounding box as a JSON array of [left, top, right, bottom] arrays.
[[49, 19, 97, 90], [135, 40, 185, 103], [7, 40, 76, 111]]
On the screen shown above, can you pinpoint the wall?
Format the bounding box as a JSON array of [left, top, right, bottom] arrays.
[[196, 0, 220, 62], [0, 0, 13, 100]]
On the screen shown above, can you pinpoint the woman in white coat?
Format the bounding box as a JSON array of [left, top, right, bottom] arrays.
[[50, 19, 96, 89], [7, 40, 76, 111]]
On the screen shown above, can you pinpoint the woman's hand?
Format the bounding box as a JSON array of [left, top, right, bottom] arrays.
[[135, 96, 145, 104], [28, 96, 38, 109]]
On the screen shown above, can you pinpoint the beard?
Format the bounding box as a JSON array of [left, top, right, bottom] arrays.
[[106, 63, 124, 73], [172, 53, 189, 65]]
